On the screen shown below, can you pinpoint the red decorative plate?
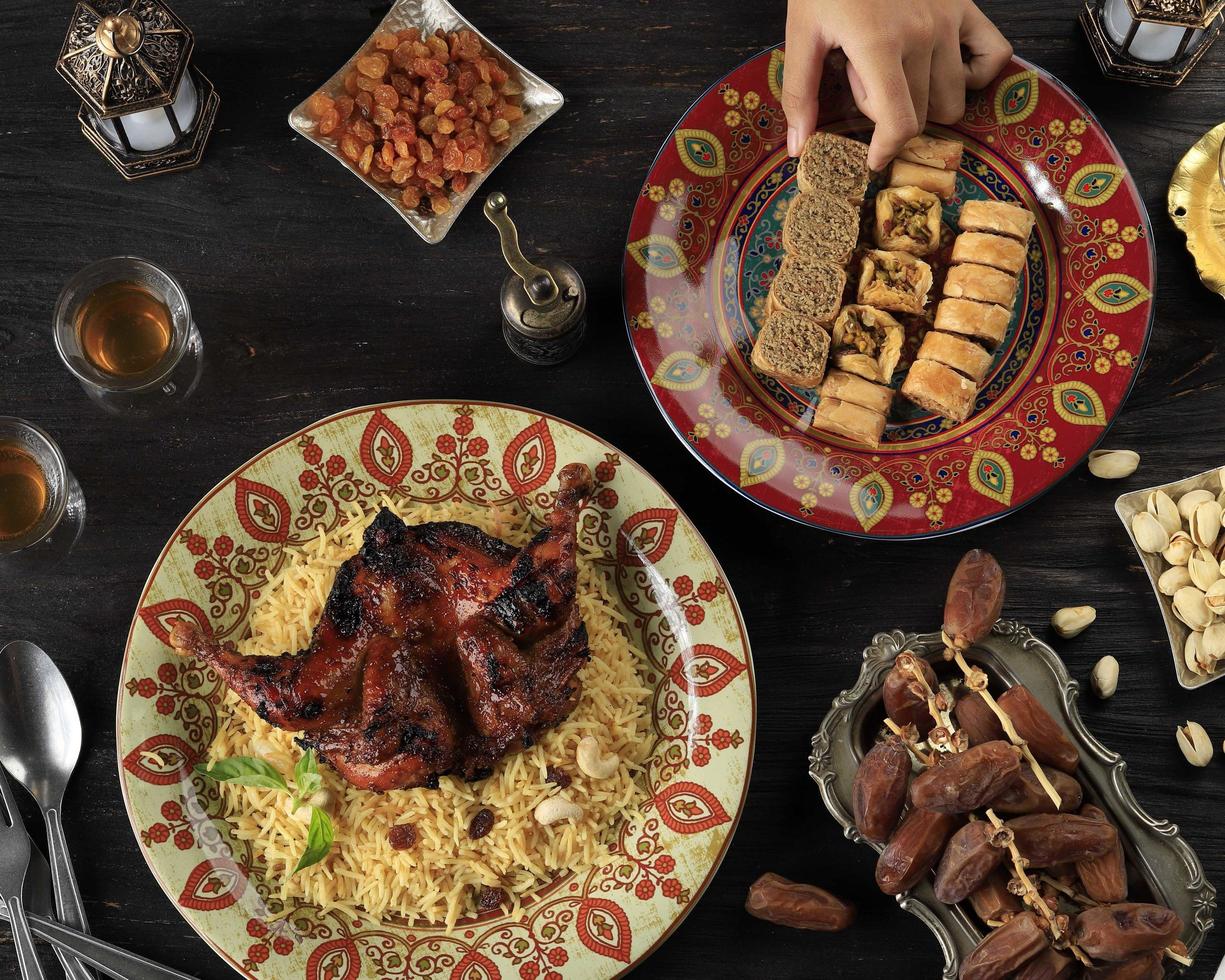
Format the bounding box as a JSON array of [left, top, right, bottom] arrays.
[[116, 402, 753, 978], [623, 48, 1154, 538]]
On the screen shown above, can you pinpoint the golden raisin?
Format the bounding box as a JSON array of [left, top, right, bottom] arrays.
[[356, 53, 389, 78], [306, 92, 334, 119]]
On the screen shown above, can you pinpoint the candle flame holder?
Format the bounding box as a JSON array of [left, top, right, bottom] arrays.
[[1080, 0, 1224, 86], [55, 0, 219, 179]]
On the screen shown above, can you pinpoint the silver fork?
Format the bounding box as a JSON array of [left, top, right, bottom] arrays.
[[0, 765, 47, 980]]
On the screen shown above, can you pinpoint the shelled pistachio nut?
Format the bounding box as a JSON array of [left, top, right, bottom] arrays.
[[1132, 511, 1170, 554], [1191, 500, 1223, 549], [1090, 655, 1119, 698], [1051, 605, 1096, 638], [1186, 631, 1211, 675], [1205, 579, 1225, 614], [1203, 623, 1225, 661], [1164, 531, 1195, 566], [1173, 586, 1214, 631], [1179, 489, 1216, 522], [1087, 449, 1139, 479], [1177, 721, 1213, 766], [1189, 548, 1222, 591], [1160, 565, 1194, 595]]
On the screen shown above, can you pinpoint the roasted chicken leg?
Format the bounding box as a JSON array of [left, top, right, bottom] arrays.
[[171, 462, 594, 791]]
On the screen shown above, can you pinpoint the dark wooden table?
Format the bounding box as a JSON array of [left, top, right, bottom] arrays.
[[2, 0, 1224, 976]]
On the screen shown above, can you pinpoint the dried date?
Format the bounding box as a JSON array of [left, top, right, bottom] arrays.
[[883, 654, 939, 736], [986, 765, 1082, 815], [744, 873, 855, 931], [1083, 951, 1163, 980], [933, 820, 1007, 904], [959, 910, 1047, 980], [1076, 804, 1128, 903], [1014, 946, 1076, 980], [1072, 903, 1182, 962], [969, 870, 1022, 925], [944, 550, 1006, 650], [1006, 813, 1117, 867], [996, 686, 1080, 773], [910, 741, 1021, 814], [876, 808, 957, 896], [953, 691, 1006, 746], [852, 736, 911, 844]]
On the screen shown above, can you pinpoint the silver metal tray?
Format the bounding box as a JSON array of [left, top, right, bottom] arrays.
[[809, 621, 1215, 979], [288, 0, 564, 244]]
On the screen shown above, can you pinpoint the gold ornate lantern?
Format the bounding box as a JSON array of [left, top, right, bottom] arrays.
[[55, 0, 219, 179], [1081, 0, 1224, 86]]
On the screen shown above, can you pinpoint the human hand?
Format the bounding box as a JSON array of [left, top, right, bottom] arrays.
[[782, 0, 1013, 168]]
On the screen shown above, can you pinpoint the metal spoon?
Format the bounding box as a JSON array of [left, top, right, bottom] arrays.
[[0, 641, 93, 980]]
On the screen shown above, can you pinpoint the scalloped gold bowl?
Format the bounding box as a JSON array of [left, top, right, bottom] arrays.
[[1169, 122, 1225, 300]]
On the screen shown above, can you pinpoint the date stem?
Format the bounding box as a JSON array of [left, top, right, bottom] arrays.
[[950, 648, 1063, 810], [883, 717, 935, 767], [984, 809, 1092, 968]]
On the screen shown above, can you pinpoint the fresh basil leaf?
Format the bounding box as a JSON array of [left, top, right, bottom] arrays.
[[194, 757, 288, 792], [293, 806, 334, 874], [294, 748, 323, 800]]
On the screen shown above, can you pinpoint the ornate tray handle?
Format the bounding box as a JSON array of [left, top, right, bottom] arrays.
[[809, 620, 1216, 977]]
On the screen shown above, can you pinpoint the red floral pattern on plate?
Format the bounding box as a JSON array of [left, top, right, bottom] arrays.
[[623, 49, 1154, 538], [116, 401, 754, 979]]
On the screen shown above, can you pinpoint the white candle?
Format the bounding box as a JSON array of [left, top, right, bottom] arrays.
[[1103, 0, 1203, 62], [95, 72, 199, 152]]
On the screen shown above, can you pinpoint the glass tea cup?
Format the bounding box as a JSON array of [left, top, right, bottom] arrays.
[[0, 418, 86, 570], [53, 256, 204, 417]]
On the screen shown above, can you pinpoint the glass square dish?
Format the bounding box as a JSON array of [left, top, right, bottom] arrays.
[[1115, 464, 1225, 689], [288, 0, 564, 244]]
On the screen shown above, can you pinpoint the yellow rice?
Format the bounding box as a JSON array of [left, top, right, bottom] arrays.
[[206, 496, 653, 930]]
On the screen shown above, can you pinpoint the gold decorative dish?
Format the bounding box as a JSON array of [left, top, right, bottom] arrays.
[[288, 0, 563, 245], [1168, 121, 1225, 300]]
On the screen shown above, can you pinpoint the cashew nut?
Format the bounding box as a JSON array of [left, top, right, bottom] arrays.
[[534, 796, 583, 826], [284, 788, 333, 822], [575, 735, 619, 779]]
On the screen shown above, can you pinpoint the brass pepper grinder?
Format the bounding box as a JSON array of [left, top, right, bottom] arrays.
[[484, 192, 587, 365]]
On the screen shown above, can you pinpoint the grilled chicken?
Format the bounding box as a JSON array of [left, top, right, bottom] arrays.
[[171, 463, 594, 791]]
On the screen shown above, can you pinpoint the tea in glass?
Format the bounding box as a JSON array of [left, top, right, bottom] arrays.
[[54, 256, 203, 416]]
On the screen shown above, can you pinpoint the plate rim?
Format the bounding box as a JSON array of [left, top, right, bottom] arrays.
[[113, 398, 756, 980], [620, 45, 1157, 541]]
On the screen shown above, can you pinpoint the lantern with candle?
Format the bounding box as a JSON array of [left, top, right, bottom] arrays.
[[1081, 0, 1224, 86], [55, 0, 219, 179]]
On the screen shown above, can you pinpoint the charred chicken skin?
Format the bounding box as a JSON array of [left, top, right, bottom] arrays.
[[171, 463, 595, 791]]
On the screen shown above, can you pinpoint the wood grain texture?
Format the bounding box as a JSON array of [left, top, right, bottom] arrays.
[[0, 0, 1222, 975]]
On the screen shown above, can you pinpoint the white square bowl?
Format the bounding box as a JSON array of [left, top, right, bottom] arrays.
[[1116, 464, 1225, 689], [288, 0, 564, 244]]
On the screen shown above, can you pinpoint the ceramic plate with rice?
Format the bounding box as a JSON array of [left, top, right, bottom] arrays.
[[117, 401, 753, 978]]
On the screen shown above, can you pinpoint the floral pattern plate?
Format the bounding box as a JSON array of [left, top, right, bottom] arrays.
[[623, 49, 1155, 538], [116, 401, 754, 979]]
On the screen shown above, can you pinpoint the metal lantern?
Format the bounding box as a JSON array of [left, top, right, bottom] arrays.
[[1081, 0, 1224, 86], [55, 0, 219, 179]]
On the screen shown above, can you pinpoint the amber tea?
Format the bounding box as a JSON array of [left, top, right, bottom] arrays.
[[0, 440, 48, 541], [75, 279, 173, 378]]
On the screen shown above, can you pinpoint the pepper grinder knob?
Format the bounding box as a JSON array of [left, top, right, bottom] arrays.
[[483, 192, 586, 366]]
